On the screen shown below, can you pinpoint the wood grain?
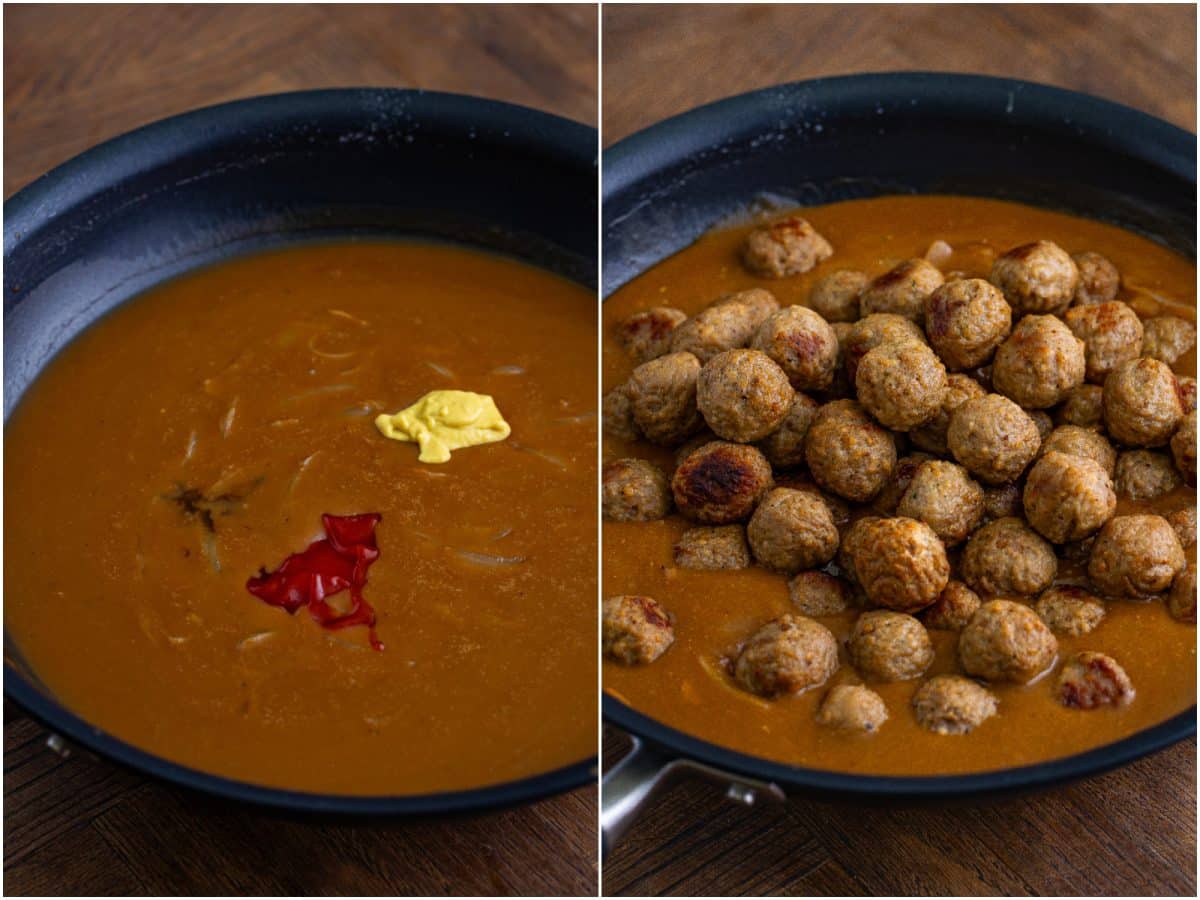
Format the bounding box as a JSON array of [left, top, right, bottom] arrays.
[[3, 5, 597, 896]]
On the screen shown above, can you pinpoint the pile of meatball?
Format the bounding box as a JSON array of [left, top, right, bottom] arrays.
[[603, 214, 1196, 737]]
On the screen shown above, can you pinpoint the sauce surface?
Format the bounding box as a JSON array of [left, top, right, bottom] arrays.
[[603, 195, 1196, 776], [7, 241, 597, 795]]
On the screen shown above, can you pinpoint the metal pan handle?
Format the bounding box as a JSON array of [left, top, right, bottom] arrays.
[[601, 733, 786, 856]]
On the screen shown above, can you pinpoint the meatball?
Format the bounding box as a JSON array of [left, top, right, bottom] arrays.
[[741, 216, 834, 278], [1029, 410, 1054, 442], [910, 374, 987, 456], [959, 599, 1058, 683], [990, 240, 1079, 315], [1102, 357, 1184, 448], [983, 482, 1023, 520], [992, 314, 1086, 409], [1057, 651, 1134, 709], [734, 614, 838, 696], [922, 581, 982, 631], [1180, 376, 1198, 414], [670, 291, 775, 363], [617, 306, 688, 363], [711, 287, 781, 325], [912, 675, 999, 735], [947, 394, 1041, 485], [837, 515, 881, 587], [896, 460, 985, 546], [1167, 506, 1196, 548], [1142, 315, 1197, 366], [1168, 562, 1196, 623], [961, 517, 1058, 596], [808, 270, 868, 322], [859, 258, 945, 324], [751, 305, 839, 391], [603, 595, 674, 664], [851, 517, 950, 613], [805, 400, 897, 501], [872, 452, 934, 515], [816, 684, 888, 732], [842, 313, 926, 383], [602, 384, 641, 441], [1058, 384, 1105, 430], [626, 351, 704, 446], [1071, 251, 1121, 305], [1040, 424, 1117, 475], [747, 488, 839, 573], [924, 278, 1012, 371], [1063, 301, 1144, 384], [855, 340, 948, 431], [1035, 585, 1106, 636], [1088, 514, 1185, 598], [1115, 450, 1182, 500], [849, 611, 934, 681], [696, 349, 794, 442], [788, 571, 852, 616], [1023, 451, 1116, 543], [672, 441, 774, 524], [673, 525, 751, 571], [602, 458, 672, 522], [757, 393, 819, 468], [1171, 410, 1196, 484]]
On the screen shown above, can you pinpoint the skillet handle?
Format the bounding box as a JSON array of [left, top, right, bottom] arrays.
[[601, 734, 786, 856]]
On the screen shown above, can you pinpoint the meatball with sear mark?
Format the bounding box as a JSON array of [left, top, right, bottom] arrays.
[[673, 525, 751, 571], [913, 675, 998, 734], [617, 306, 688, 364], [602, 458, 672, 522], [849, 610, 934, 682], [1088, 514, 1185, 599], [859, 258, 945, 324], [603, 595, 674, 664], [697, 349, 795, 442], [959, 599, 1058, 683], [990, 240, 1079, 315], [672, 440, 774, 524], [816, 684, 889, 732], [1057, 651, 1134, 709], [1063, 301, 1145, 384], [924, 278, 1012, 371], [734, 614, 839, 696], [742, 216, 834, 278], [992, 314, 1086, 409], [751, 305, 840, 391], [962, 517, 1058, 597], [1022, 451, 1116, 543]]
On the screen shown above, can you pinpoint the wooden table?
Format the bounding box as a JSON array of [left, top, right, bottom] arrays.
[[601, 4, 1197, 896], [3, 5, 597, 896]]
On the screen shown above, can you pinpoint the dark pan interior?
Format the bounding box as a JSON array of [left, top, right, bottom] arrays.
[[4, 88, 598, 816], [602, 72, 1196, 800]]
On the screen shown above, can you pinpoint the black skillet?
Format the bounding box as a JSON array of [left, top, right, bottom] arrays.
[[4, 88, 598, 816], [601, 73, 1197, 852]]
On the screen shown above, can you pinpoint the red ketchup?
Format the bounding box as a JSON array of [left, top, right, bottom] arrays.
[[246, 513, 384, 650]]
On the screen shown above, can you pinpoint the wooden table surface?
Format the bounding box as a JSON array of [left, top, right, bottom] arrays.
[[3, 5, 597, 896], [601, 4, 1197, 897]]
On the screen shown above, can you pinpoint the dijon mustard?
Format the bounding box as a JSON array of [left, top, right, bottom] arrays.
[[375, 390, 510, 463]]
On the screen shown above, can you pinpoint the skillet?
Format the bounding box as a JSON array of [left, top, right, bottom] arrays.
[[4, 88, 598, 817], [601, 72, 1196, 852]]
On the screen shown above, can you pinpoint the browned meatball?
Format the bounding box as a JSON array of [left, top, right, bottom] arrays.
[[1167, 506, 1196, 548], [672, 441, 774, 524], [842, 313, 926, 383], [912, 675, 998, 734], [837, 515, 881, 587], [617, 306, 688, 363], [859, 259, 945, 324], [1023, 451, 1116, 543], [849, 611, 934, 681], [696, 349, 794, 442], [959, 599, 1058, 683], [751, 305, 839, 391], [983, 482, 1023, 520], [670, 290, 777, 363], [747, 488, 839, 573], [602, 384, 641, 441], [603, 595, 674, 664], [1168, 562, 1196, 623], [1103, 357, 1184, 447], [1171, 410, 1196, 485], [1040, 424, 1117, 475], [816, 684, 888, 732], [1057, 651, 1134, 709], [872, 452, 934, 515], [1058, 384, 1105, 430], [851, 517, 950, 613], [1115, 450, 1183, 500], [627, 351, 703, 446], [808, 270, 868, 322], [603, 458, 672, 522], [673, 525, 751, 571], [1035, 585, 1106, 636], [788, 571, 852, 616], [922, 581, 982, 631], [1088, 514, 1186, 598], [734, 614, 838, 696], [990, 240, 1079, 315], [924, 278, 1012, 371], [711, 287, 781, 325], [1142, 315, 1197, 366], [1071, 251, 1121, 305], [1180, 376, 1198, 414], [909, 374, 987, 456], [757, 392, 819, 468], [962, 517, 1058, 596], [897, 460, 985, 546], [1063, 301, 1145, 384], [992, 314, 1086, 409], [856, 340, 949, 431], [947, 394, 1041, 485], [805, 400, 897, 501], [1029, 410, 1054, 442], [742, 216, 834, 278]]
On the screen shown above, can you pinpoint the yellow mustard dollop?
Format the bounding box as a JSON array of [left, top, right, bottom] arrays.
[[375, 390, 510, 463]]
